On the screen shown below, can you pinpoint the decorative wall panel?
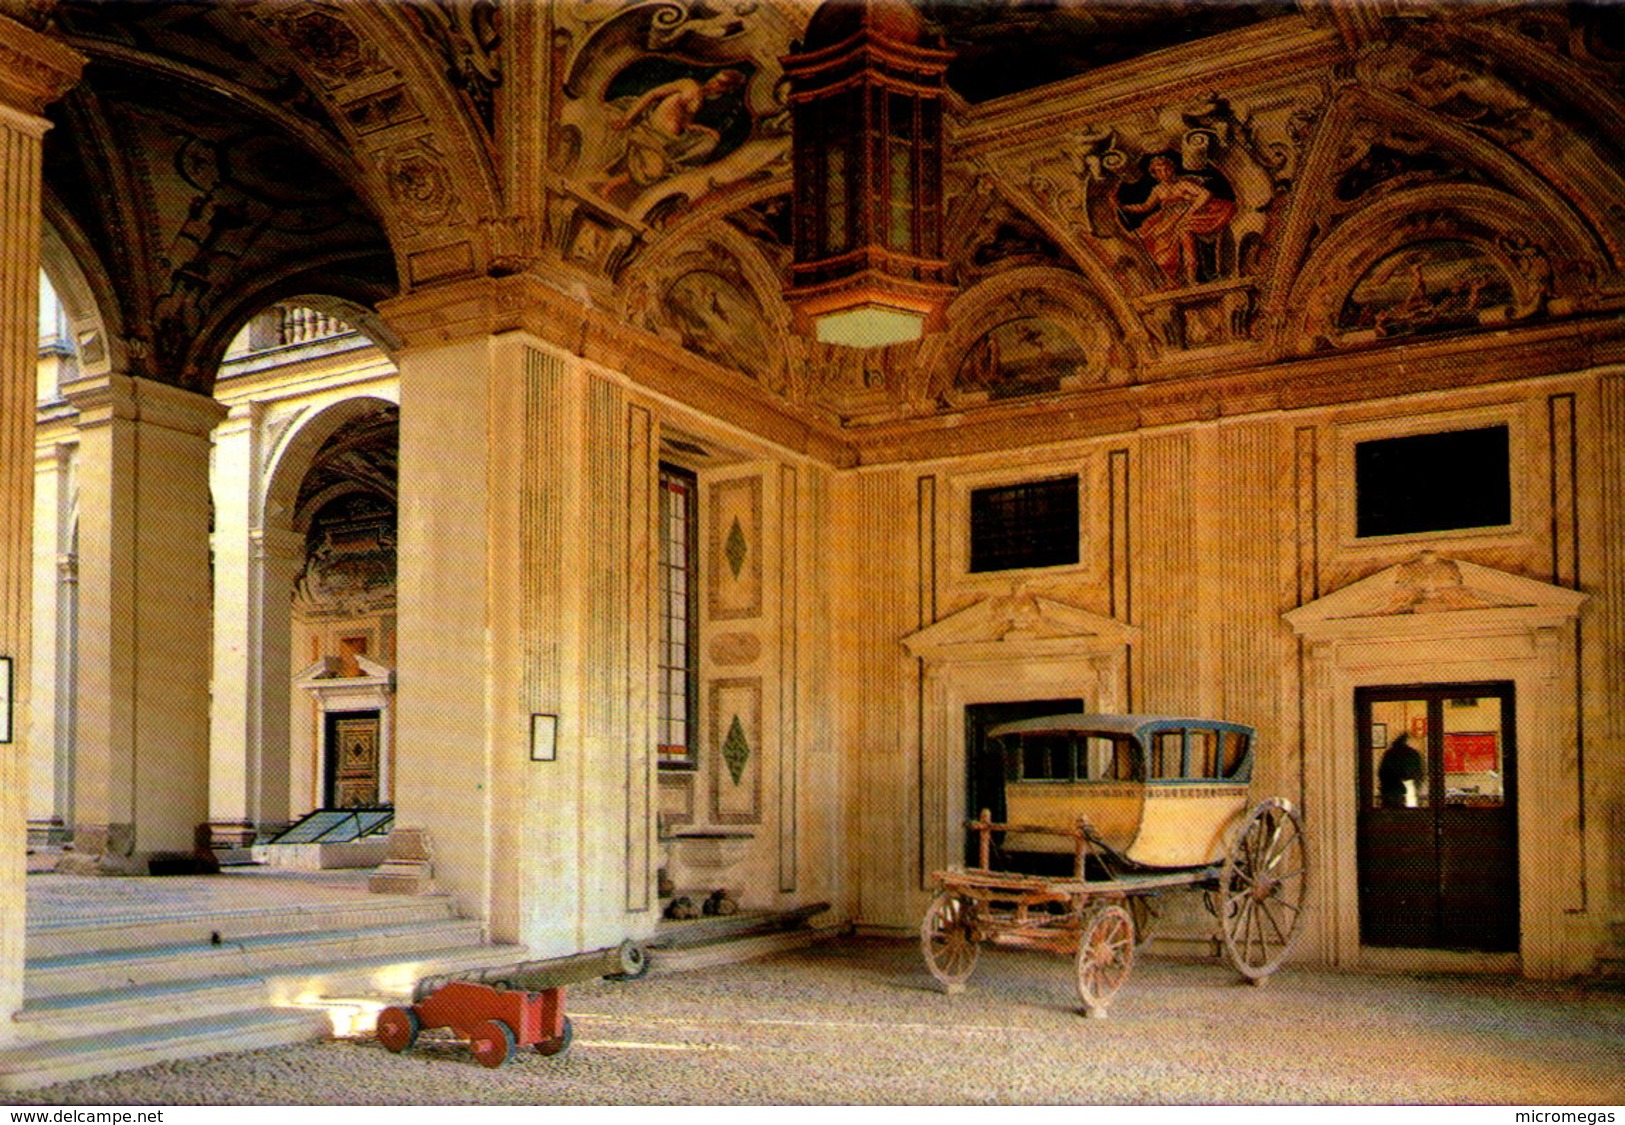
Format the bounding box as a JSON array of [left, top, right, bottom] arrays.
[[708, 476, 762, 620], [778, 464, 799, 893], [1603, 377, 1625, 745], [709, 678, 761, 825], [520, 348, 566, 714], [1135, 433, 1196, 714], [625, 404, 654, 912], [1216, 422, 1283, 742]]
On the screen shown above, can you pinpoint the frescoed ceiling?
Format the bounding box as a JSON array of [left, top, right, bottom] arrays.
[[21, 0, 1625, 456]]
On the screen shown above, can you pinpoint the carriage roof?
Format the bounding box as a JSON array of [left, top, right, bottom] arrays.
[[986, 713, 1257, 743]]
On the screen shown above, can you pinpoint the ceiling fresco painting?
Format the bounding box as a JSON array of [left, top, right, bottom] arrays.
[[1338, 240, 1517, 342], [25, 1, 1625, 451], [954, 316, 1091, 403]]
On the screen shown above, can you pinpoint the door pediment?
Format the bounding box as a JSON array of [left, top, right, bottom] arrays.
[[901, 587, 1137, 663], [1284, 551, 1586, 643]]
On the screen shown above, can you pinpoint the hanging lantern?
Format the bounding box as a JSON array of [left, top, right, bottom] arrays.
[[782, 0, 954, 348]]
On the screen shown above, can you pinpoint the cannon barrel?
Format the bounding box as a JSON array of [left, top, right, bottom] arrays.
[[413, 939, 647, 1002]]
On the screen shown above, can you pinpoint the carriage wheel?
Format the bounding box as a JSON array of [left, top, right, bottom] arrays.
[[921, 890, 980, 993], [469, 1018, 516, 1068], [535, 1016, 573, 1058], [375, 1006, 420, 1053], [1075, 904, 1135, 1019], [1219, 797, 1308, 983]]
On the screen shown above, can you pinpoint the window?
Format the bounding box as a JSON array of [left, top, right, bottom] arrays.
[[1149, 730, 1184, 780], [1355, 425, 1511, 538], [657, 464, 699, 769], [969, 476, 1079, 573]]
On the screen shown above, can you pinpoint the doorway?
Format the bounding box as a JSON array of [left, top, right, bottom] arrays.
[[964, 697, 1082, 870], [324, 710, 383, 808], [1355, 683, 1518, 951]]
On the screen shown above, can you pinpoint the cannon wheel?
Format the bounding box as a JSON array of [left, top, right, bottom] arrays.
[[375, 1006, 420, 1053], [921, 890, 979, 992], [469, 1018, 516, 1068], [1074, 903, 1135, 1019], [536, 1015, 574, 1057], [1219, 797, 1308, 983]]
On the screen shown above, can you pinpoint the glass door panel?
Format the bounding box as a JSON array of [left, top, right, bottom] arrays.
[[1356, 683, 1518, 952]]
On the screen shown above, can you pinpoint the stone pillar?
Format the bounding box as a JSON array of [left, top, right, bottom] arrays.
[[209, 405, 302, 845], [27, 439, 74, 842], [383, 281, 655, 955], [65, 373, 225, 867], [0, 9, 82, 1028], [389, 332, 501, 913]]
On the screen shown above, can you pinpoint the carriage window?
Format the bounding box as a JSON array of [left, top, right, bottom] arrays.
[[1220, 731, 1250, 778], [1019, 733, 1075, 781], [1150, 731, 1184, 779], [1080, 736, 1129, 780], [1188, 729, 1219, 777]]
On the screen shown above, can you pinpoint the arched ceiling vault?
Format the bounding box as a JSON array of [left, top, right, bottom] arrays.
[[20, 1, 1625, 457]]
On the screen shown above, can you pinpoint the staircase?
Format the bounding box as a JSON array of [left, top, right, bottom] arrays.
[[0, 876, 526, 1092]]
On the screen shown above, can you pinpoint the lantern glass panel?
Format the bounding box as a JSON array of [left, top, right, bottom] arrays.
[[825, 144, 848, 254]]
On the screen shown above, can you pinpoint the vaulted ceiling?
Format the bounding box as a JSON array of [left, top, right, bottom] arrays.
[[23, 0, 1625, 460]]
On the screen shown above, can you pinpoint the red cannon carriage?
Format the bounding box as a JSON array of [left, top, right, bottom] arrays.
[[375, 940, 647, 1067]]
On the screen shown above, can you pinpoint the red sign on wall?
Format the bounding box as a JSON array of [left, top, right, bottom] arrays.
[[1443, 732, 1499, 773]]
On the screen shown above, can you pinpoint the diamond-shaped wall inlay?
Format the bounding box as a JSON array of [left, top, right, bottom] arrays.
[[723, 714, 751, 785], [725, 516, 749, 579]]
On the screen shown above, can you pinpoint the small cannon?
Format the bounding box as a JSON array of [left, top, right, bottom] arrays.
[[376, 939, 647, 1067]]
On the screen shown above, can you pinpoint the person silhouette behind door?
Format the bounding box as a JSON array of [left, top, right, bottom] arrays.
[[1378, 733, 1424, 808]]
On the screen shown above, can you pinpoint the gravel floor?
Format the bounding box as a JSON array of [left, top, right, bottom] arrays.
[[11, 938, 1625, 1106]]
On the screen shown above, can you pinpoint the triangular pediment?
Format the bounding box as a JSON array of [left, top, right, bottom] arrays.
[[902, 587, 1137, 661], [1284, 551, 1586, 642], [294, 654, 395, 689]]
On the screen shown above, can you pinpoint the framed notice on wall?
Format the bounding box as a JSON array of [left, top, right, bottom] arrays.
[[530, 713, 557, 762], [0, 656, 11, 744]]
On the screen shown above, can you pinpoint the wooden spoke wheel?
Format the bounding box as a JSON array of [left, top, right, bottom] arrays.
[[1075, 904, 1135, 1018], [374, 1006, 420, 1054], [921, 890, 980, 992], [535, 1015, 574, 1057], [1219, 797, 1309, 983], [469, 1018, 517, 1068]]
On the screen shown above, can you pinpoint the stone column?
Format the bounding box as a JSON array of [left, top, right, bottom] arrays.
[[0, 9, 82, 1028], [27, 440, 74, 842], [209, 404, 302, 845], [382, 278, 656, 955], [65, 373, 225, 868]]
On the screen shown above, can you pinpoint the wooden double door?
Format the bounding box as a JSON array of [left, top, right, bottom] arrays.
[[1356, 683, 1519, 952], [324, 709, 382, 809]]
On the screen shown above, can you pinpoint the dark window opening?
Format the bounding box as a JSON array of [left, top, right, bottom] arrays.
[[969, 476, 1079, 572], [657, 464, 699, 769], [1355, 425, 1511, 538]]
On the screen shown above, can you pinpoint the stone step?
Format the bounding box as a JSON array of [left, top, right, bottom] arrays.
[[27, 892, 463, 959], [26, 918, 487, 1001], [16, 941, 532, 1039], [0, 1008, 333, 1094]]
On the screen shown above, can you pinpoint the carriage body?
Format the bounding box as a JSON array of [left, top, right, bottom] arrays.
[[989, 713, 1256, 870]]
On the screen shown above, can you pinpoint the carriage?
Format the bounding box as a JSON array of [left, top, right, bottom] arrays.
[[921, 713, 1308, 1018]]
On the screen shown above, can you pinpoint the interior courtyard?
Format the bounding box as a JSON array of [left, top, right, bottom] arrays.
[[0, 0, 1622, 1092]]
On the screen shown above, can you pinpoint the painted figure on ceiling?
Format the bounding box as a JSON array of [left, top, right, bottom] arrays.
[[1114, 152, 1238, 287], [596, 65, 749, 204]]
